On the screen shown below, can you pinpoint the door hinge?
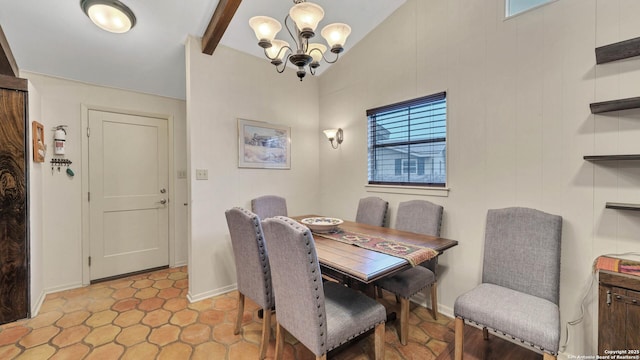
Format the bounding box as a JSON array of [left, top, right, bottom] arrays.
[[88, 192, 90, 202], [87, 127, 90, 137], [88, 256, 92, 267]]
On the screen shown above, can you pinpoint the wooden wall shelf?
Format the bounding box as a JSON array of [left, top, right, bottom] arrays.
[[596, 37, 640, 64], [590, 96, 640, 114], [584, 154, 640, 161], [605, 202, 640, 211]]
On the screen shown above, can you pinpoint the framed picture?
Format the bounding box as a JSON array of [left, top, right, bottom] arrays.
[[238, 118, 291, 169], [32, 121, 45, 163]]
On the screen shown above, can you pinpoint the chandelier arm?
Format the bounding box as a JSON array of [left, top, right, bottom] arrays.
[[263, 45, 293, 62], [274, 54, 292, 73], [284, 15, 301, 50], [322, 51, 341, 64]]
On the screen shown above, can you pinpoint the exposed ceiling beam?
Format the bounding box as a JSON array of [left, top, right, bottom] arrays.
[[0, 25, 19, 77], [201, 0, 242, 55]]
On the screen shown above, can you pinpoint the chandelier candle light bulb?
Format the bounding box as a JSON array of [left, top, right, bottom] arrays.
[[249, 0, 351, 81]]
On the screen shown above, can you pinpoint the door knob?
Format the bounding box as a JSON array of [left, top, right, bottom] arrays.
[[159, 199, 167, 205], [160, 188, 166, 193]]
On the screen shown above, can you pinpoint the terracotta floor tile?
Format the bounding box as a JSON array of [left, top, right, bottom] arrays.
[[198, 308, 226, 326], [148, 272, 169, 281], [56, 310, 90, 328], [113, 309, 145, 328], [85, 343, 125, 360], [86, 309, 118, 328], [112, 298, 140, 312], [0, 344, 22, 359], [0, 326, 30, 346], [212, 297, 237, 311], [88, 287, 115, 299], [116, 324, 151, 346], [38, 297, 66, 313], [108, 280, 134, 289], [111, 287, 137, 300], [187, 298, 214, 311], [121, 342, 159, 360], [50, 343, 90, 360], [168, 272, 188, 281], [138, 297, 165, 312], [193, 341, 228, 360], [61, 298, 90, 313], [18, 325, 60, 348], [16, 343, 57, 359], [141, 309, 171, 328], [25, 310, 62, 328], [163, 297, 188, 312], [174, 279, 189, 289], [157, 287, 182, 299], [180, 323, 211, 345], [52, 325, 91, 348], [229, 340, 260, 359], [153, 279, 174, 289], [84, 324, 121, 347], [212, 322, 242, 345], [132, 279, 154, 289], [135, 287, 160, 299], [158, 341, 193, 359], [149, 324, 181, 346], [86, 297, 116, 312], [170, 308, 198, 326]]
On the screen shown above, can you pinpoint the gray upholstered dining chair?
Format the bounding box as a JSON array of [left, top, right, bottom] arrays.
[[355, 196, 388, 227], [262, 216, 386, 360], [224, 207, 275, 360], [454, 207, 563, 360], [251, 195, 288, 219], [374, 199, 443, 345]]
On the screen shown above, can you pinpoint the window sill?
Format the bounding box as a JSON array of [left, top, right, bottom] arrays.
[[364, 184, 450, 197]]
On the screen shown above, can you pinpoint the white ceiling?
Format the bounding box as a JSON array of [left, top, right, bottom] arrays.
[[0, 0, 404, 100]]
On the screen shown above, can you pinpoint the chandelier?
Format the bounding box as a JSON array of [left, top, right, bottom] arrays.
[[249, 0, 351, 81]]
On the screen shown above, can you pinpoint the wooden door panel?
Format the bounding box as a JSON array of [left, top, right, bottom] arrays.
[[0, 87, 28, 324]]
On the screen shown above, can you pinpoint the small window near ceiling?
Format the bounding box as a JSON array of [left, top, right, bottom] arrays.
[[367, 92, 447, 187], [506, 0, 554, 17]]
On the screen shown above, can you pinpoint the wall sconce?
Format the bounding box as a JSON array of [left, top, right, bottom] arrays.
[[323, 128, 343, 149]]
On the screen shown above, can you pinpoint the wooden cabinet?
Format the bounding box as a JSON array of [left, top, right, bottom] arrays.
[[598, 271, 640, 355], [0, 75, 29, 324]]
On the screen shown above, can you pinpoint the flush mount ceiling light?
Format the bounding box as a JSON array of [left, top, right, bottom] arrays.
[[80, 0, 136, 33], [249, 0, 351, 81]]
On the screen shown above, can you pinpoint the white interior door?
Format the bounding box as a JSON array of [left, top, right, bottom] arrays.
[[89, 110, 169, 280]]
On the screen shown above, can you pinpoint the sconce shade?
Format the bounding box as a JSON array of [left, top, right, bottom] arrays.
[[323, 128, 343, 149], [323, 129, 338, 140], [321, 23, 351, 51], [249, 16, 282, 45], [307, 43, 327, 63], [80, 0, 136, 33], [289, 2, 324, 33], [266, 39, 290, 63]]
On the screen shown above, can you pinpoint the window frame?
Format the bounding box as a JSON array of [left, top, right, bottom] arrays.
[[505, 0, 556, 18], [366, 91, 447, 189]]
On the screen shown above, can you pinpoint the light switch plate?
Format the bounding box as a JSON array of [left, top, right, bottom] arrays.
[[195, 169, 208, 180]]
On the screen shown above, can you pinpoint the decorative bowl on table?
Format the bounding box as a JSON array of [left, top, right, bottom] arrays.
[[300, 217, 344, 233]]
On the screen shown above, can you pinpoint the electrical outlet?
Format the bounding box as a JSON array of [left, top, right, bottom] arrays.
[[195, 169, 208, 180]]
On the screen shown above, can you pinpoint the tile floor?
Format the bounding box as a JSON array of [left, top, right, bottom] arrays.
[[0, 266, 457, 359]]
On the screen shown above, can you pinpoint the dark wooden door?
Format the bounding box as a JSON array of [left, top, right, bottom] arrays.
[[0, 84, 29, 324]]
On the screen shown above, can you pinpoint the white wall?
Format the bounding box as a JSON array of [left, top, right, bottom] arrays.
[[318, 0, 640, 356], [23, 72, 188, 293], [185, 37, 322, 301]]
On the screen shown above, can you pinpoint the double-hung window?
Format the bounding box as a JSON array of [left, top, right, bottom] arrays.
[[367, 92, 447, 187]]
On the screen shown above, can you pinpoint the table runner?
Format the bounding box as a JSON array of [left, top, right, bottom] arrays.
[[313, 228, 438, 266], [594, 256, 640, 277]]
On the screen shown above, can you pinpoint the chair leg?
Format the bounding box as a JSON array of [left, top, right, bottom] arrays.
[[259, 308, 271, 360], [482, 327, 489, 340], [376, 286, 383, 299], [234, 292, 245, 335], [430, 282, 438, 320], [274, 322, 285, 360], [399, 297, 410, 345], [316, 355, 327, 360], [374, 322, 385, 360], [454, 317, 464, 360], [543, 353, 556, 360]]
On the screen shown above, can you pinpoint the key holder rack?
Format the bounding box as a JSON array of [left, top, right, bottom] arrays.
[[50, 158, 74, 177]]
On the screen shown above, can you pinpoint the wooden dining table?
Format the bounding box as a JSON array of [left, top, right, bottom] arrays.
[[292, 215, 459, 284]]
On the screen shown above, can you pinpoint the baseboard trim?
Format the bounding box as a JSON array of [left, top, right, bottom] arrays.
[[30, 290, 46, 317], [45, 282, 84, 294], [187, 283, 237, 303]]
